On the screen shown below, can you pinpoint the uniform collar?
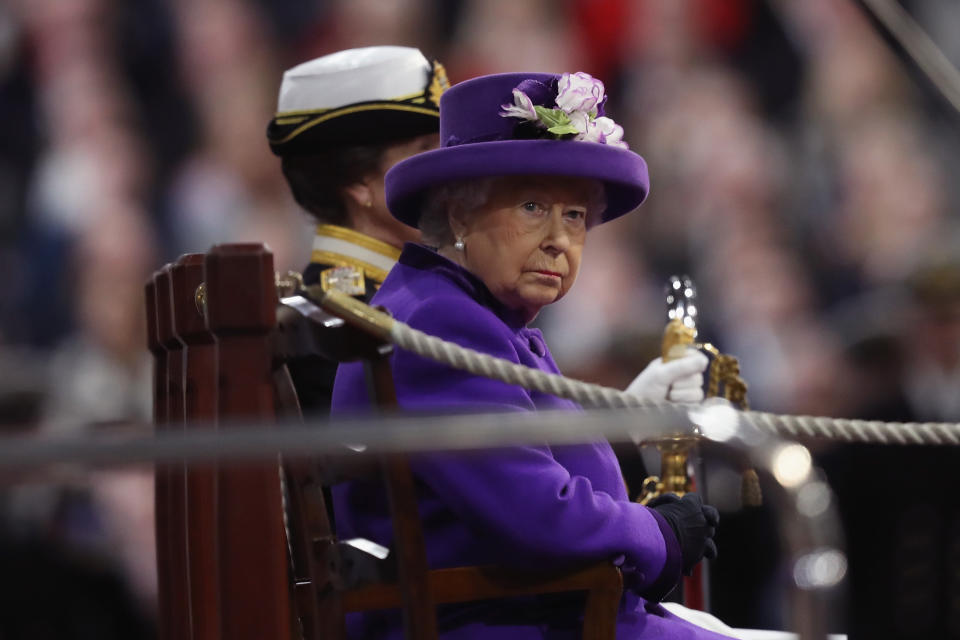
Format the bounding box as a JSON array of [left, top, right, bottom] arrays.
[[311, 224, 402, 284], [398, 243, 530, 330]]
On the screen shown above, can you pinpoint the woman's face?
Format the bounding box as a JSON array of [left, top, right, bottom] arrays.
[[453, 175, 598, 323]]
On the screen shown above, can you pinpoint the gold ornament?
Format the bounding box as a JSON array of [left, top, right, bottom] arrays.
[[428, 61, 450, 108]]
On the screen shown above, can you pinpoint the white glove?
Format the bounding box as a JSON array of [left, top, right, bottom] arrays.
[[625, 348, 709, 404]]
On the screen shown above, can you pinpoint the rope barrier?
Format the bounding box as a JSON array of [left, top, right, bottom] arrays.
[[392, 319, 960, 445], [314, 290, 960, 448]]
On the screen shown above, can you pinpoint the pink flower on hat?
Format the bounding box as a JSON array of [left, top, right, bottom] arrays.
[[556, 72, 605, 115], [499, 71, 627, 149], [499, 88, 538, 122], [579, 116, 628, 149], [566, 111, 590, 135]]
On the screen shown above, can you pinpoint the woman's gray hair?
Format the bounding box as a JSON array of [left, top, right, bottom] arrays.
[[418, 177, 608, 247], [419, 178, 495, 247]]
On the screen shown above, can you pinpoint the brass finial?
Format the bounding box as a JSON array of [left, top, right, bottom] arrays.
[[276, 270, 305, 298], [194, 282, 207, 316]]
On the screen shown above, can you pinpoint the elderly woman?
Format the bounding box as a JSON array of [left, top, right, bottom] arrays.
[[332, 72, 729, 639]]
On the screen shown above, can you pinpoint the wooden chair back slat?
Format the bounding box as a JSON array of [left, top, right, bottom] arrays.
[[364, 355, 438, 640], [155, 267, 193, 640], [172, 254, 221, 640], [272, 364, 335, 640], [284, 454, 339, 640], [582, 566, 623, 640], [146, 278, 166, 425], [145, 278, 171, 640], [340, 563, 623, 612], [205, 244, 291, 640]]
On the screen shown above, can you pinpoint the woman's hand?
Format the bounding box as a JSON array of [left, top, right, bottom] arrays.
[[625, 349, 708, 403], [647, 492, 719, 576]]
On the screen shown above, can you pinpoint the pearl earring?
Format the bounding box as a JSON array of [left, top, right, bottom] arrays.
[[454, 237, 465, 252]]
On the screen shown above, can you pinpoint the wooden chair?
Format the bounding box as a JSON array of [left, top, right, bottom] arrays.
[[149, 243, 623, 640], [274, 289, 624, 640], [150, 248, 291, 640]]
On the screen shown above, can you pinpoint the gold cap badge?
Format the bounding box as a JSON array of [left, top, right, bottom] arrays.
[[428, 60, 450, 108]]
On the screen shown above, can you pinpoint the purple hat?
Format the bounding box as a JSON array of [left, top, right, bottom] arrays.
[[385, 72, 649, 227]]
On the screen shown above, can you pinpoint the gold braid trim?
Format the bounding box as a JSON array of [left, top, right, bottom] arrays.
[[315, 224, 402, 261], [271, 102, 439, 145]]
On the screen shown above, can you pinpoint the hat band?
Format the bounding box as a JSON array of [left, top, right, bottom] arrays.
[[443, 131, 511, 147], [271, 101, 439, 146]]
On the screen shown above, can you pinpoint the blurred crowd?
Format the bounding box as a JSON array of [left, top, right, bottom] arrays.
[[1, 0, 960, 632]]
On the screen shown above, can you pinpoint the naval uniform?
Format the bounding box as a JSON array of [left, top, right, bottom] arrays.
[[287, 224, 401, 414], [268, 49, 445, 409]]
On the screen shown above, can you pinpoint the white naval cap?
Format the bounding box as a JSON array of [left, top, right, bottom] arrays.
[[267, 46, 447, 155], [277, 46, 433, 113]]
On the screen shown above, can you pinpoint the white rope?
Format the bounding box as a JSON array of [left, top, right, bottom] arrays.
[[389, 322, 960, 447], [391, 322, 651, 410]]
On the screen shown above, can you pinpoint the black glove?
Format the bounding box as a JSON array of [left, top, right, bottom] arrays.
[[648, 492, 719, 576]]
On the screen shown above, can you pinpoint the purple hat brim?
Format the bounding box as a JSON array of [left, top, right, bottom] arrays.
[[385, 139, 649, 228]]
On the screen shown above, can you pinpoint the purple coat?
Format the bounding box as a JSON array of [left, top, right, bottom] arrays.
[[331, 244, 734, 639]]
